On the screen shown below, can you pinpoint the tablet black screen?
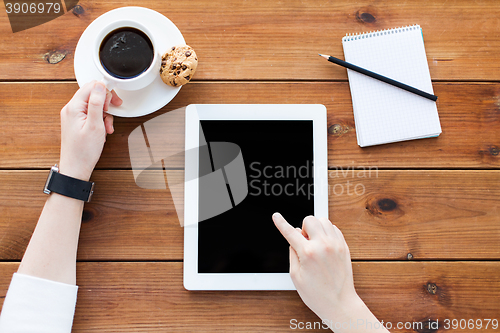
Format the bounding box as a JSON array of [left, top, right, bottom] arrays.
[[198, 120, 314, 273]]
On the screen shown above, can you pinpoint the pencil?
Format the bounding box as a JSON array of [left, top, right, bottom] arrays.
[[318, 54, 438, 102]]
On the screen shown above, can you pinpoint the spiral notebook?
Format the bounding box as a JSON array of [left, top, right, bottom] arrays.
[[342, 25, 441, 147]]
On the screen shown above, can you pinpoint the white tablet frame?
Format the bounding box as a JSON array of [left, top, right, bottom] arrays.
[[183, 104, 328, 290]]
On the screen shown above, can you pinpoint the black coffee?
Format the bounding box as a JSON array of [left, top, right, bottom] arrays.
[[99, 27, 154, 79]]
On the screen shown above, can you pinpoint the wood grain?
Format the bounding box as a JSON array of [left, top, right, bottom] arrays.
[[0, 82, 498, 169], [0, 261, 498, 332], [0, 170, 497, 261], [0, 1, 499, 81]]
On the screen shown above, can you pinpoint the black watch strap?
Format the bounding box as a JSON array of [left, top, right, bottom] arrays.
[[44, 165, 94, 202]]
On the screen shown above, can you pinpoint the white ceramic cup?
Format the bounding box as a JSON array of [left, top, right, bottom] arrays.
[[93, 19, 160, 91]]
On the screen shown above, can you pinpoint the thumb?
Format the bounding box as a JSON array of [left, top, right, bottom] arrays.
[[289, 246, 300, 276], [87, 82, 107, 127]]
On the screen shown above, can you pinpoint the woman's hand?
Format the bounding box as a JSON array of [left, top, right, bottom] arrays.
[[273, 213, 389, 332], [272, 213, 365, 328], [59, 81, 122, 181]]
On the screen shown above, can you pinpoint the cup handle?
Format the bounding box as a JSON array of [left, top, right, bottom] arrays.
[[100, 77, 116, 92]]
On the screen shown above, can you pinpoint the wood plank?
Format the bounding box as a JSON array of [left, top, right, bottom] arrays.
[[0, 82, 498, 169], [0, 170, 180, 261], [1, 0, 500, 81], [0, 262, 498, 332], [331, 170, 500, 260], [0, 170, 498, 261]]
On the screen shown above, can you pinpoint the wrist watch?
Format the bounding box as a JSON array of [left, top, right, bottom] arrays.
[[43, 164, 95, 202]]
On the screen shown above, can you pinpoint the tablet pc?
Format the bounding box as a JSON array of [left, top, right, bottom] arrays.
[[183, 104, 328, 290]]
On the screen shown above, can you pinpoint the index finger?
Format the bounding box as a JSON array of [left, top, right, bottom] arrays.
[[110, 90, 123, 106], [272, 213, 306, 249]]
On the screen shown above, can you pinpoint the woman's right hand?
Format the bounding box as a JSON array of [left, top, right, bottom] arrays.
[[272, 213, 360, 323], [273, 213, 392, 333]]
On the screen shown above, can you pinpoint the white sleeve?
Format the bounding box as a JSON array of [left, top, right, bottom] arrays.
[[0, 273, 78, 333]]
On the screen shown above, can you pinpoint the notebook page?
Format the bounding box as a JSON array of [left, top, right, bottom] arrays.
[[342, 26, 441, 147]]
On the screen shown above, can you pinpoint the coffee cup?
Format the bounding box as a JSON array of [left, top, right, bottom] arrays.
[[93, 19, 160, 91]]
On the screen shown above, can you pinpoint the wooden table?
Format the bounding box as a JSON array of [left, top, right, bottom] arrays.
[[1, 0, 499, 331]]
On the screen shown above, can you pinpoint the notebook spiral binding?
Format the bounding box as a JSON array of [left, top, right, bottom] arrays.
[[342, 24, 421, 43]]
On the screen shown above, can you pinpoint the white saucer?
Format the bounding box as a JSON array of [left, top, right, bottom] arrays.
[[74, 7, 185, 117]]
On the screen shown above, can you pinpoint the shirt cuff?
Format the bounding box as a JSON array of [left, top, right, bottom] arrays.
[[0, 273, 78, 333]]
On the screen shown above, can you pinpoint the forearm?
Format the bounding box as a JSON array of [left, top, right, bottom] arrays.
[[324, 295, 390, 333], [17, 191, 84, 285]]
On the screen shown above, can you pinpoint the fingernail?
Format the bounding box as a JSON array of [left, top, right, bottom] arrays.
[[273, 212, 282, 219], [94, 83, 105, 93]]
